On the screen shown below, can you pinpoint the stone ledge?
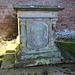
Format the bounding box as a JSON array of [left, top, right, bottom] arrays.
[[14, 5, 64, 11]]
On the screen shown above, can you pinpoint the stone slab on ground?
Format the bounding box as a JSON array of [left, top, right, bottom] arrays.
[[1, 54, 15, 69], [0, 64, 75, 75]]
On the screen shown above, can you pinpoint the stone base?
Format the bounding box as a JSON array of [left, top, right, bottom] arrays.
[[15, 47, 63, 67], [15, 58, 62, 68]]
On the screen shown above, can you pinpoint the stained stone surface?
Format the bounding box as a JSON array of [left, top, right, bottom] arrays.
[[14, 5, 64, 67]]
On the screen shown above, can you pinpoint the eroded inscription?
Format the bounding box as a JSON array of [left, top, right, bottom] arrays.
[[27, 21, 49, 49]]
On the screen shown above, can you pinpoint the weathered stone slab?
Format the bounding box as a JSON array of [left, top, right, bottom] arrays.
[[14, 5, 64, 11], [1, 54, 15, 69]]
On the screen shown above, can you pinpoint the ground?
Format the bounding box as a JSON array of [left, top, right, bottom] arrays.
[[0, 64, 75, 75]]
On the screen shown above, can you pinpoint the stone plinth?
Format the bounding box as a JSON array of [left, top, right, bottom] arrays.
[[14, 5, 64, 67]]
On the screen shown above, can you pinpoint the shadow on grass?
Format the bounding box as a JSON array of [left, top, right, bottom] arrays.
[[55, 41, 75, 58]]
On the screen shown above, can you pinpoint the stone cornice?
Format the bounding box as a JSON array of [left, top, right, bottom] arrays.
[[14, 5, 64, 12]]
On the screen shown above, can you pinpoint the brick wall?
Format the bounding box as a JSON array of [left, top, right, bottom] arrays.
[[0, 0, 75, 40]]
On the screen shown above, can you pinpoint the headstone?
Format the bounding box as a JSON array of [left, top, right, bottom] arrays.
[[14, 5, 64, 67]]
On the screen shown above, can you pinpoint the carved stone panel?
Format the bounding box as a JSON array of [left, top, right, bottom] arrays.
[[27, 20, 49, 49]]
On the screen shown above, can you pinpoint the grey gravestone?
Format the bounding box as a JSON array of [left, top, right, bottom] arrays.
[[14, 5, 64, 67]]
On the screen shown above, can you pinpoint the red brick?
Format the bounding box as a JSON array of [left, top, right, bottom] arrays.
[[0, 0, 75, 40]]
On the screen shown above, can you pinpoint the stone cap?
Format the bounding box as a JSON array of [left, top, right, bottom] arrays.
[[14, 5, 64, 12]]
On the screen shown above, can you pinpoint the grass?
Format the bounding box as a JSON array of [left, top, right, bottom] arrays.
[[55, 41, 75, 58]]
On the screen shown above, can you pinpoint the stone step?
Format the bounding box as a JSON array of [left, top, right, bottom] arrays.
[[1, 54, 15, 69], [21, 51, 61, 60]]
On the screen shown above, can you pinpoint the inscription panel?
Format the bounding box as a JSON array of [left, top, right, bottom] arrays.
[[27, 20, 49, 49]]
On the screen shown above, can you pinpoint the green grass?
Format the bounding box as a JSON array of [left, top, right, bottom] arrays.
[[55, 41, 75, 58]]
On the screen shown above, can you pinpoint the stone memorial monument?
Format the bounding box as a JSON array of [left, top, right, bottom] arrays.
[[14, 5, 64, 67]]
